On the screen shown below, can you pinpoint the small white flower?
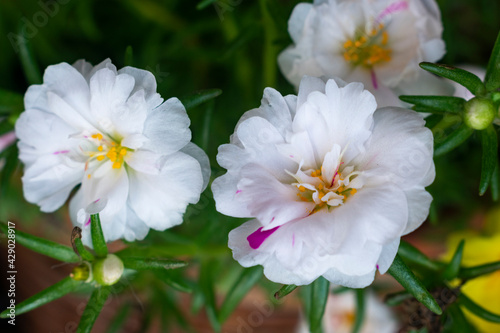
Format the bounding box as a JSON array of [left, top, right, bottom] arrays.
[[212, 76, 434, 287], [16, 59, 210, 246], [296, 291, 398, 333], [278, 0, 452, 107]]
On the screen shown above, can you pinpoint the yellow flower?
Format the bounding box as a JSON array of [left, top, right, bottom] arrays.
[[444, 228, 500, 333]]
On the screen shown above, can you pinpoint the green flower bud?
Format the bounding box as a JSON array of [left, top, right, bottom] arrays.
[[70, 262, 93, 282], [463, 97, 496, 130], [92, 254, 124, 286]]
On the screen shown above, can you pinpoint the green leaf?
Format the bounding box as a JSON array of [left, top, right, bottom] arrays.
[[179, 89, 222, 110], [90, 214, 108, 258], [196, 0, 218, 10], [479, 125, 498, 195], [0, 144, 19, 197], [0, 89, 24, 115], [274, 284, 298, 300], [199, 260, 221, 332], [124, 45, 134, 67], [491, 162, 499, 201], [434, 124, 474, 157], [154, 270, 193, 293], [120, 257, 188, 270], [106, 303, 132, 333], [16, 26, 42, 85], [352, 289, 365, 333], [218, 266, 263, 324], [420, 62, 486, 96], [76, 286, 112, 333], [485, 30, 500, 92], [0, 277, 83, 318], [400, 95, 465, 114], [0, 222, 80, 263], [398, 241, 443, 271], [459, 260, 500, 280], [308, 277, 330, 333], [388, 255, 442, 315], [443, 240, 465, 280], [459, 293, 500, 323], [445, 303, 478, 333], [385, 291, 413, 306]]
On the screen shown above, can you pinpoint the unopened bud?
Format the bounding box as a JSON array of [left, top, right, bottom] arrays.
[[463, 97, 496, 130], [70, 262, 92, 282], [92, 254, 124, 286]]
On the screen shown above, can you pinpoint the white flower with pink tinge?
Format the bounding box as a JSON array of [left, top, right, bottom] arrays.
[[278, 0, 452, 107], [212, 76, 434, 287], [16, 59, 210, 246]]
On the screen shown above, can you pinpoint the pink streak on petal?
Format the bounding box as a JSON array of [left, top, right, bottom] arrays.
[[371, 70, 378, 90], [236, 190, 242, 194], [376, 264, 380, 270], [290, 155, 294, 158], [85, 217, 91, 227], [292, 234, 295, 247], [94, 199, 100, 203], [0, 131, 16, 152], [53, 150, 70, 155], [377, 1, 409, 22], [247, 226, 280, 250]]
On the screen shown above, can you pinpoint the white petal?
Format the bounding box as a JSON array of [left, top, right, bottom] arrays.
[[128, 151, 203, 230], [141, 97, 192, 155], [403, 187, 433, 235], [125, 150, 165, 175], [212, 172, 251, 218], [377, 238, 400, 274], [180, 142, 211, 191], [118, 66, 163, 109]]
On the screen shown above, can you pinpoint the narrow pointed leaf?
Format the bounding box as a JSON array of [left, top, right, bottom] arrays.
[[154, 270, 193, 293], [443, 240, 465, 280], [434, 124, 474, 157], [196, 0, 218, 10], [479, 125, 498, 195], [459, 293, 500, 323], [459, 260, 500, 280], [218, 267, 263, 323], [398, 241, 443, 271], [179, 89, 222, 110], [485, 30, 500, 92], [388, 255, 442, 315], [420, 62, 486, 96], [308, 277, 330, 333], [76, 286, 112, 333], [445, 303, 478, 333], [16, 26, 42, 85], [352, 289, 365, 333], [90, 214, 108, 258], [400, 95, 465, 114], [274, 284, 298, 300], [199, 260, 221, 332], [0, 222, 79, 263], [121, 257, 188, 270], [0, 277, 82, 318], [491, 163, 499, 201], [72, 227, 94, 261]]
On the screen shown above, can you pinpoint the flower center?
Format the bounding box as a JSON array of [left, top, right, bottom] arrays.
[[343, 24, 391, 67], [86, 133, 130, 170], [289, 156, 361, 215]]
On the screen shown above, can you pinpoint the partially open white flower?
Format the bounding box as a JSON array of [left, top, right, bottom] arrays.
[[278, 0, 452, 107], [213, 76, 434, 287], [16, 59, 210, 246]]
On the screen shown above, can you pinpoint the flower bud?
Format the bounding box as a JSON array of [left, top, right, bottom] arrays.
[[70, 262, 93, 283], [92, 254, 124, 286], [463, 97, 496, 130]]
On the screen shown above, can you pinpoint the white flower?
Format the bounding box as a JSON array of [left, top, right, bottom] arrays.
[[212, 76, 434, 287], [296, 291, 398, 333], [278, 0, 452, 107], [16, 59, 210, 246]]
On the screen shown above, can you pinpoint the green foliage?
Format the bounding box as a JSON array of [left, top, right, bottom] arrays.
[[90, 213, 108, 258]]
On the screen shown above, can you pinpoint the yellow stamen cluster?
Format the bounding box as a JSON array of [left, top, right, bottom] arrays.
[[343, 24, 391, 67], [91, 133, 128, 169]]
